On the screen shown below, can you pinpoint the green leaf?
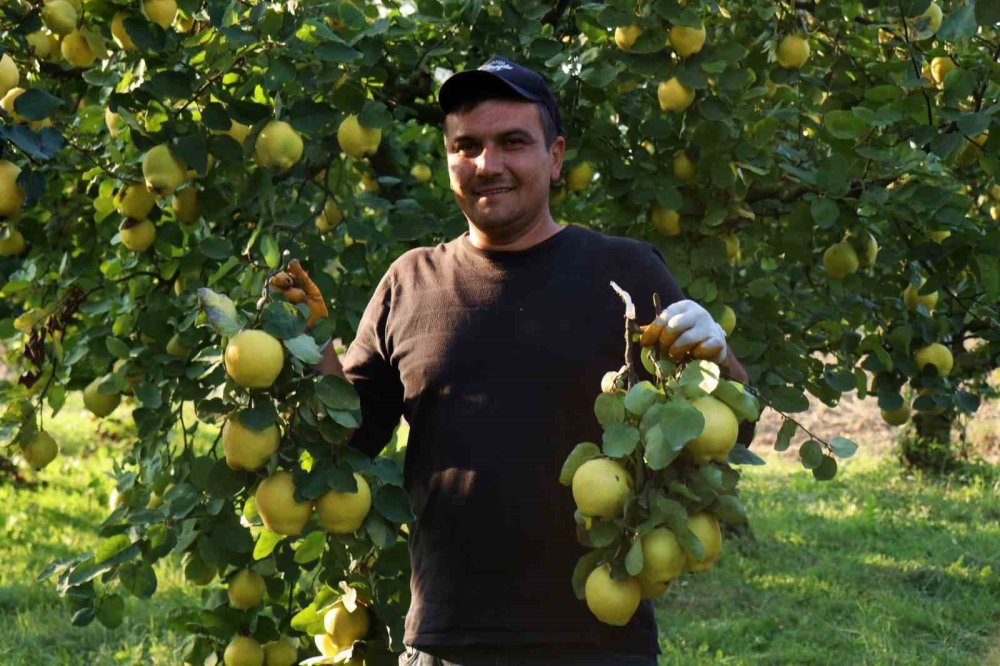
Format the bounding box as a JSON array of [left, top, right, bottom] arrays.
[[727, 443, 765, 466], [173, 135, 209, 175], [658, 401, 705, 450], [254, 530, 284, 560], [197, 288, 242, 337], [976, 255, 999, 304], [288, 99, 340, 134], [317, 42, 363, 63], [956, 391, 981, 414], [119, 562, 157, 599], [373, 485, 414, 523], [2, 124, 63, 162], [942, 69, 978, 105], [594, 392, 626, 427], [123, 16, 165, 51], [956, 112, 992, 138], [769, 387, 810, 413], [357, 101, 393, 130], [260, 235, 280, 269], [293, 531, 326, 564], [132, 384, 159, 410], [579, 64, 619, 88], [712, 495, 748, 524], [339, 0, 367, 28], [799, 440, 824, 470], [587, 519, 622, 547], [824, 369, 857, 393], [316, 375, 361, 410], [625, 539, 644, 577], [559, 442, 601, 486], [812, 455, 838, 481], [144, 71, 195, 99], [829, 436, 858, 459], [94, 535, 132, 564], [207, 459, 248, 497], [823, 110, 865, 139], [712, 380, 760, 421], [71, 607, 96, 627], [67, 558, 113, 587], [363, 512, 394, 548], [602, 423, 640, 457], [976, 0, 1000, 25], [284, 334, 322, 364], [239, 403, 278, 430], [95, 593, 125, 629], [676, 524, 705, 563], [145, 525, 176, 559], [639, 403, 666, 433], [810, 198, 840, 228], [290, 601, 325, 635], [571, 550, 606, 600], [199, 237, 233, 261], [677, 361, 720, 395], [624, 381, 660, 417], [261, 301, 306, 340], [105, 337, 130, 359], [13, 88, 64, 121], [326, 408, 360, 428], [643, 423, 682, 470], [901, 0, 931, 16], [775, 418, 796, 452]]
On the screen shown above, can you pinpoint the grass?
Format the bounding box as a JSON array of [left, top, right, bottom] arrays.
[[2, 399, 999, 665], [0, 396, 199, 665], [655, 453, 1000, 665]]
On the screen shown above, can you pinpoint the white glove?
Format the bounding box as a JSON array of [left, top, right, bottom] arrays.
[[655, 299, 727, 363]]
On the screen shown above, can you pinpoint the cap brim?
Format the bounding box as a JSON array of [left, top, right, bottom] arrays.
[[439, 69, 542, 114]]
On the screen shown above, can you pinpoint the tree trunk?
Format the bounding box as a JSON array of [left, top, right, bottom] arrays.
[[901, 410, 956, 472]]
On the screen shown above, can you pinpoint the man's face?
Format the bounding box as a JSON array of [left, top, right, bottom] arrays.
[[444, 99, 565, 241]]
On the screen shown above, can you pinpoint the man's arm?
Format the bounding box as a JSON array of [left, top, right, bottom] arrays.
[[316, 338, 346, 379], [719, 345, 749, 385]]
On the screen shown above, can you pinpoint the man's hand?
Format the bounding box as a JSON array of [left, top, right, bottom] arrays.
[[268, 259, 329, 329], [641, 299, 727, 363]]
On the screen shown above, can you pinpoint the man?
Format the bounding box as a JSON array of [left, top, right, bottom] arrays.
[[317, 57, 751, 666]]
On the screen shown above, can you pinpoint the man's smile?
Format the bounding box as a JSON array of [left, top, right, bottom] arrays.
[[475, 185, 514, 196]]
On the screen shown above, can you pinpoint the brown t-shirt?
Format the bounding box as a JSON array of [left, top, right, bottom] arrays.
[[341, 224, 694, 656]]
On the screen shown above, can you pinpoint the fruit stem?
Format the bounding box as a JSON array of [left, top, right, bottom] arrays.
[[611, 282, 639, 388]]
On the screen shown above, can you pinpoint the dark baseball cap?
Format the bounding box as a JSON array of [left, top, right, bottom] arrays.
[[438, 56, 564, 137]]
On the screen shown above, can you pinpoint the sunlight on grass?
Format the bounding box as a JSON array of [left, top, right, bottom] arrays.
[[654, 451, 1000, 665]]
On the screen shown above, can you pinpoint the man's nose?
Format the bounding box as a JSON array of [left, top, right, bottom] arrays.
[[474, 144, 503, 176]]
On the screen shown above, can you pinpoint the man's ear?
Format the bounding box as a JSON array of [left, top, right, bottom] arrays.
[[549, 135, 566, 182]]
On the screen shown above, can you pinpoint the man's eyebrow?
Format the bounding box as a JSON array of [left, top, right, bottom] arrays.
[[449, 127, 535, 143]]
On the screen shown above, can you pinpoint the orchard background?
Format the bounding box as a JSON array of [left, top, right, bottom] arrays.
[[1, 0, 999, 664]]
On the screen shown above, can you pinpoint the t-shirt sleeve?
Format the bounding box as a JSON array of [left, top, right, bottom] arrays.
[[625, 244, 687, 324], [646, 245, 687, 315], [340, 270, 405, 458], [625, 243, 686, 369]]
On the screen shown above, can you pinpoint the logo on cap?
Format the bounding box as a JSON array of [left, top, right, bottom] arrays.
[[481, 59, 514, 72]]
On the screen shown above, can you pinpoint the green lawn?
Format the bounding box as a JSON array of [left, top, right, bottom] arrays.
[[2, 399, 999, 665], [655, 454, 1000, 665]]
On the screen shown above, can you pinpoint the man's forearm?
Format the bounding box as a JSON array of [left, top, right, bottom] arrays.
[[317, 339, 346, 378], [721, 345, 749, 385]]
